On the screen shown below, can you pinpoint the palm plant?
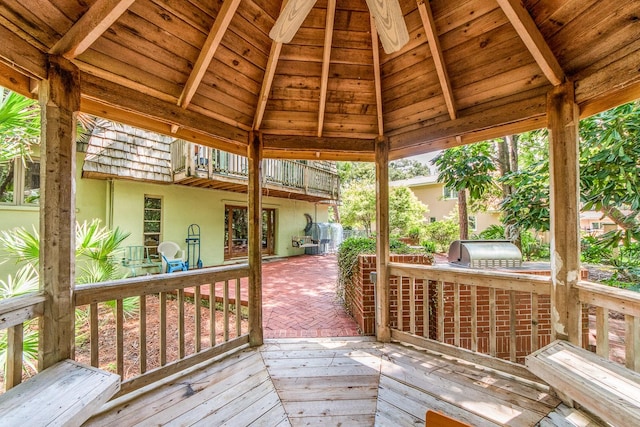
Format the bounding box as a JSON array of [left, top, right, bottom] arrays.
[[0, 219, 133, 379]]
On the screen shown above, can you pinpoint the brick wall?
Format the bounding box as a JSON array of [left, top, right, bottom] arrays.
[[344, 255, 590, 364], [343, 254, 432, 335]]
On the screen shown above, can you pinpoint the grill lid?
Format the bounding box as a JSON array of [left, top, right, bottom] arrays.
[[448, 240, 522, 268]]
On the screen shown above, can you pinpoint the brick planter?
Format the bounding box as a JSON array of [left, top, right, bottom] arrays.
[[343, 254, 432, 335], [343, 255, 589, 364]]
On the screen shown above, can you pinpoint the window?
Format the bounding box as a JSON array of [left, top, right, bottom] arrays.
[[443, 186, 458, 200], [430, 217, 437, 223], [468, 216, 477, 231], [0, 158, 40, 206], [591, 222, 602, 230], [143, 196, 162, 258]]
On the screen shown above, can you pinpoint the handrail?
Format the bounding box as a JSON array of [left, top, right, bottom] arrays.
[[73, 264, 250, 397], [577, 279, 640, 370], [386, 263, 555, 380], [171, 142, 338, 197], [0, 293, 45, 391]]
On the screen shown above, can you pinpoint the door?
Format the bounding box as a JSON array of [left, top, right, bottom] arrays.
[[225, 205, 276, 259]]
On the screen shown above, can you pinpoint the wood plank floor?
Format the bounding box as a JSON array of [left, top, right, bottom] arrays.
[[84, 338, 602, 426]]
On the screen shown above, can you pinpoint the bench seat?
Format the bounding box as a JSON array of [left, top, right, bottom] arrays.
[[0, 359, 120, 427], [526, 340, 640, 427]]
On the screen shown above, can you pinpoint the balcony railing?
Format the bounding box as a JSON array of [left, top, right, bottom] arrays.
[[171, 140, 339, 200]]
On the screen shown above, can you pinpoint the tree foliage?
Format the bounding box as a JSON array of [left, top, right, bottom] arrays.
[[433, 142, 496, 239], [0, 88, 40, 162]]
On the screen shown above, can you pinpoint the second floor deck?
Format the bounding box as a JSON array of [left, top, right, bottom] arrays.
[[171, 140, 340, 203]]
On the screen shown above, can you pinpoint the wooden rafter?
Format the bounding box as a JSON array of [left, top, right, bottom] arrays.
[[178, 0, 241, 109], [317, 0, 336, 137], [416, 0, 456, 120], [496, 0, 565, 86], [49, 0, 135, 59], [370, 17, 384, 136], [253, 0, 289, 130]]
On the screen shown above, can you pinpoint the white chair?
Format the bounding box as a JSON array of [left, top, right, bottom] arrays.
[[157, 241, 186, 273]]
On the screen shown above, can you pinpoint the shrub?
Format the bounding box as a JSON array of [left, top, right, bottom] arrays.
[[424, 219, 459, 252]]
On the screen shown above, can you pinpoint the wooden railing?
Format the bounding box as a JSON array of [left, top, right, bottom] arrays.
[[388, 263, 553, 380], [577, 280, 640, 371], [0, 293, 45, 391], [73, 264, 250, 397], [172, 141, 339, 198]]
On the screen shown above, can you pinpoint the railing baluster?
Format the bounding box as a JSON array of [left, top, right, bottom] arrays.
[[509, 290, 517, 362], [625, 315, 640, 371], [437, 281, 444, 342], [596, 306, 609, 358], [489, 288, 496, 357], [116, 299, 124, 376], [423, 280, 429, 339], [178, 289, 185, 359], [195, 285, 201, 353], [139, 295, 147, 374], [235, 278, 242, 337], [531, 292, 539, 352], [160, 291, 166, 366], [397, 276, 403, 331], [90, 302, 99, 367], [6, 324, 24, 390], [471, 285, 477, 353], [454, 282, 460, 347], [214, 283, 216, 347], [224, 280, 230, 342], [409, 277, 416, 334]]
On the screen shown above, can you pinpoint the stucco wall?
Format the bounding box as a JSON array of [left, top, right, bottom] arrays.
[[0, 152, 328, 279], [406, 182, 500, 234]]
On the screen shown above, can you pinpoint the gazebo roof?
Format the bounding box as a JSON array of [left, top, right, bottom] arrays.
[[0, 0, 638, 161]]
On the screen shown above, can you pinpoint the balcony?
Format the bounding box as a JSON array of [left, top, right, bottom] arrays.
[[171, 140, 339, 203]]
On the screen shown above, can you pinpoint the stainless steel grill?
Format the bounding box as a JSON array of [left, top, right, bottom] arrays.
[[448, 240, 522, 268]]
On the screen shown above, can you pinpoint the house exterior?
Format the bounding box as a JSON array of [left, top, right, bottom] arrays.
[[0, 122, 339, 278], [389, 175, 501, 234]]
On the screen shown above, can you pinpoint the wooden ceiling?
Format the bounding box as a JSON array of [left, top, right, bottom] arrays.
[[0, 0, 638, 161]]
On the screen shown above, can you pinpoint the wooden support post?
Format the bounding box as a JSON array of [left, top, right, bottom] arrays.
[[375, 136, 390, 342], [548, 81, 581, 345], [248, 132, 263, 346], [38, 56, 79, 369]]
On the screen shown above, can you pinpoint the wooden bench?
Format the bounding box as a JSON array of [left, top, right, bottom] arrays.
[[0, 359, 120, 427], [526, 340, 640, 427], [291, 235, 318, 248]]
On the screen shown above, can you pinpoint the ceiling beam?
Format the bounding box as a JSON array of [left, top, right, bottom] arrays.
[[317, 0, 336, 137], [370, 17, 384, 136], [416, 0, 456, 120], [496, 0, 565, 86], [178, 0, 241, 109], [49, 0, 135, 59], [389, 91, 547, 151], [263, 134, 375, 158], [0, 24, 47, 79], [81, 72, 248, 144]]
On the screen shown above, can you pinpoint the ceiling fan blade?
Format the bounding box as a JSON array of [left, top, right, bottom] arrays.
[[365, 0, 409, 54], [269, 0, 317, 43]]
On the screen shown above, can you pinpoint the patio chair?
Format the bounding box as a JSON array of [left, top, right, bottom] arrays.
[[158, 241, 187, 273]]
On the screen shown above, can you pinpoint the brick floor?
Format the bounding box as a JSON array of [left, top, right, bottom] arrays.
[[188, 255, 361, 338], [262, 254, 361, 338]]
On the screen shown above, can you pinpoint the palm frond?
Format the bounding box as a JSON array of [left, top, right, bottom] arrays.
[[0, 264, 39, 299], [0, 226, 40, 266]]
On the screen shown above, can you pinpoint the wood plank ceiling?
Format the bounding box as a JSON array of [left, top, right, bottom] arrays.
[[0, 0, 638, 161]]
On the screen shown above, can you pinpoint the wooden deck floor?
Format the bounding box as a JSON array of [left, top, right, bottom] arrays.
[[84, 338, 601, 426]]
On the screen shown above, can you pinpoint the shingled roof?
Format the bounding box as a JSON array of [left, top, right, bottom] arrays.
[[82, 122, 173, 183]]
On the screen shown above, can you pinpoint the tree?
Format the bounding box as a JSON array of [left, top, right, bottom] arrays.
[[388, 159, 431, 181], [340, 184, 428, 237], [580, 101, 640, 246], [433, 142, 496, 239], [0, 88, 40, 162]]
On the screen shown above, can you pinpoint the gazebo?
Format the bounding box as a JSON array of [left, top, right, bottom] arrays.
[[0, 0, 639, 425]]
